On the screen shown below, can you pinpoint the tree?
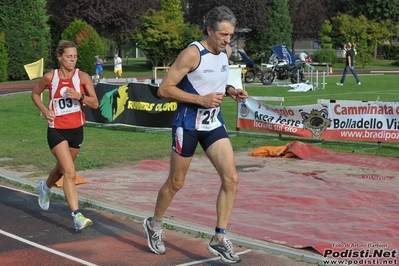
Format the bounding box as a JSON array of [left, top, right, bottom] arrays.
[[46, 0, 161, 65], [185, 0, 268, 33], [245, 0, 292, 60], [327, 14, 391, 67], [342, 0, 399, 23], [0, 33, 8, 82], [0, 0, 50, 80], [61, 20, 105, 75], [367, 19, 392, 61], [135, 6, 202, 66], [289, 0, 339, 53]]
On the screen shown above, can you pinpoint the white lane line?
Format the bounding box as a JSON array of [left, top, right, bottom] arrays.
[[0, 184, 38, 196], [0, 229, 98, 266], [175, 249, 252, 266]]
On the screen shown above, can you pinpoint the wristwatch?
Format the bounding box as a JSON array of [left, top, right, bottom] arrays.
[[79, 94, 85, 102]]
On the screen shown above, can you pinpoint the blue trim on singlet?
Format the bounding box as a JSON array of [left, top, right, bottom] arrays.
[[172, 42, 228, 131]]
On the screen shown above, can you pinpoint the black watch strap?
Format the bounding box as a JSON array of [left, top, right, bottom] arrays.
[[225, 85, 235, 96], [79, 94, 85, 102]]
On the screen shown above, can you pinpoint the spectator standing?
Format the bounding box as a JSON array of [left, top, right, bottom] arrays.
[[336, 43, 361, 86], [299, 52, 308, 62], [114, 54, 122, 79], [94, 55, 104, 81]]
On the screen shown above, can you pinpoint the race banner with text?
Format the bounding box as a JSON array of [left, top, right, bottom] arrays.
[[237, 97, 399, 142], [84, 82, 177, 128]]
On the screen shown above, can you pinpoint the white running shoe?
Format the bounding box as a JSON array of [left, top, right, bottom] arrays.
[[143, 217, 166, 254], [207, 236, 241, 263], [72, 212, 93, 232], [37, 180, 50, 210]]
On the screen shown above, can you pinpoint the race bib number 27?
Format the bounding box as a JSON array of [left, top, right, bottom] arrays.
[[195, 107, 221, 131]]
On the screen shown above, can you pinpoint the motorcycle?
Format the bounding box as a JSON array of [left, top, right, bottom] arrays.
[[238, 51, 264, 83], [242, 64, 263, 83], [261, 54, 307, 85]]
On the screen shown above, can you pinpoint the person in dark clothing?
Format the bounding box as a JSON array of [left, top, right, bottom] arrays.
[[336, 43, 361, 86]]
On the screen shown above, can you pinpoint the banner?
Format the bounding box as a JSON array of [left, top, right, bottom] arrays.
[[227, 65, 244, 89], [84, 82, 177, 128], [271, 44, 296, 65], [24, 58, 44, 80], [237, 97, 399, 143]]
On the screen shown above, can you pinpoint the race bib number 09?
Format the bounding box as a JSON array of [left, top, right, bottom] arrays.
[[195, 107, 221, 131]]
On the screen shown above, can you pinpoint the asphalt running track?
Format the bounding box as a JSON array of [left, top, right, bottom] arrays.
[[0, 181, 316, 266]]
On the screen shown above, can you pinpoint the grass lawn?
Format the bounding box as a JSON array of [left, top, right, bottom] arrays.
[[1, 59, 399, 177]]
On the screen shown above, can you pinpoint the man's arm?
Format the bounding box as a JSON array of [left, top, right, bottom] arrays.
[[158, 46, 225, 108]]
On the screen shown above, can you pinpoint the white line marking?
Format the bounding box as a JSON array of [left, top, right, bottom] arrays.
[[175, 249, 252, 266], [0, 184, 37, 196], [0, 229, 98, 266]]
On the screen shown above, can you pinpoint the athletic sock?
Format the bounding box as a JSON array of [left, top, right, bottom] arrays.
[[214, 227, 227, 243], [152, 216, 163, 230], [43, 182, 50, 193]]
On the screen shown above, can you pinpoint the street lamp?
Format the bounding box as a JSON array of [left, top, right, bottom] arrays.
[[233, 27, 252, 60]]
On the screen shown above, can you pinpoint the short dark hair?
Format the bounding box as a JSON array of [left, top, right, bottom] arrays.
[[202, 6, 237, 36]]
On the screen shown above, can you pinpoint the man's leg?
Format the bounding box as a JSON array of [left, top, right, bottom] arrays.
[[340, 65, 349, 84], [205, 138, 241, 263], [143, 151, 192, 255], [350, 67, 360, 83], [155, 151, 192, 219], [206, 138, 238, 231]]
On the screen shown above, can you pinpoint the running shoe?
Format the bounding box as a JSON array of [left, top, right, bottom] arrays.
[[207, 236, 241, 263], [72, 212, 93, 232], [336, 82, 343, 86], [143, 217, 166, 254], [37, 180, 50, 210]]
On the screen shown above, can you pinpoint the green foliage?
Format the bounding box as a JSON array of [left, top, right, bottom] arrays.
[[380, 45, 399, 60], [313, 49, 338, 65], [326, 13, 393, 65], [161, 0, 184, 25], [0, 33, 8, 82], [320, 20, 333, 49], [0, 0, 50, 80], [135, 8, 201, 67], [356, 52, 373, 68], [61, 20, 105, 75], [342, 0, 399, 23], [196, 231, 208, 239], [245, 0, 292, 60]]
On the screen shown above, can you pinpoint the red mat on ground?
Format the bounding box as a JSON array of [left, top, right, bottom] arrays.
[[287, 140, 399, 171], [246, 141, 399, 256]]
